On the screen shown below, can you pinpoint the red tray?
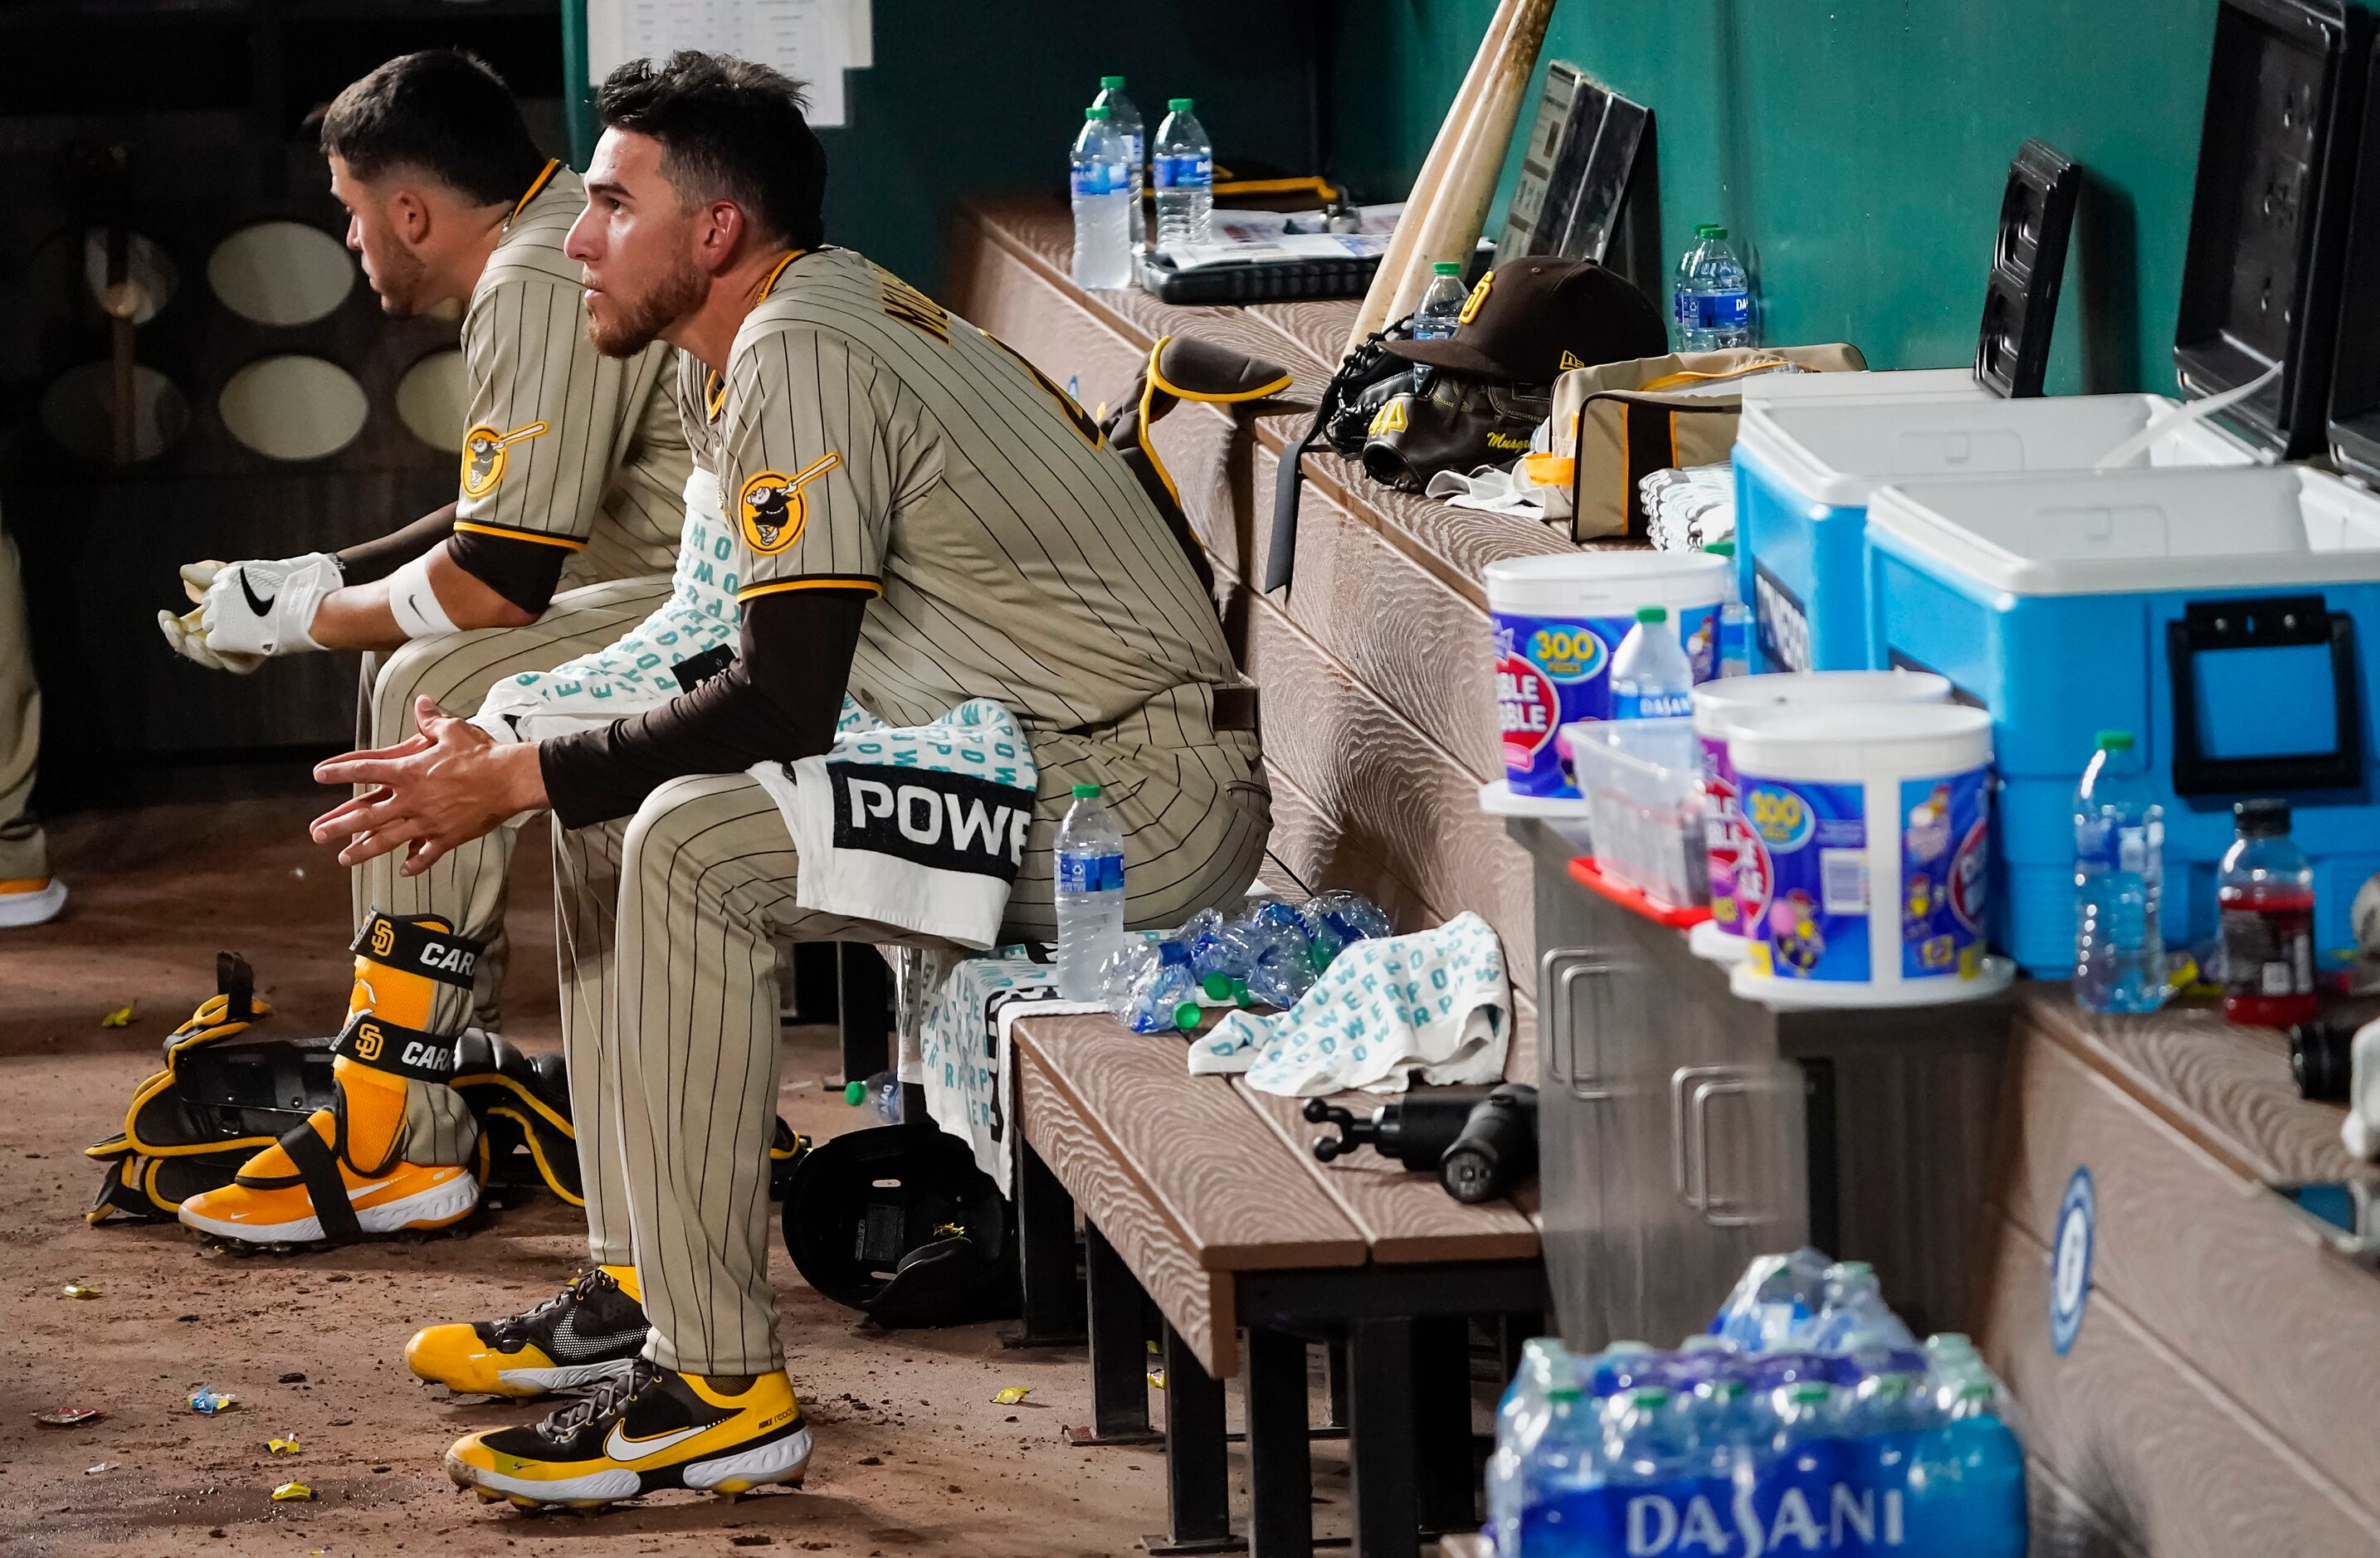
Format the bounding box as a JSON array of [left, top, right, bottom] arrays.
[[1568, 857, 1712, 930]]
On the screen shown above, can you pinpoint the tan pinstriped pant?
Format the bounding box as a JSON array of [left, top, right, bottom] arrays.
[[556, 726, 1267, 1375], [349, 576, 671, 1166], [0, 525, 46, 882]]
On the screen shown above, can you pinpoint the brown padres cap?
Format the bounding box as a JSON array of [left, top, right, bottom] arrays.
[[1387, 257, 1668, 383]]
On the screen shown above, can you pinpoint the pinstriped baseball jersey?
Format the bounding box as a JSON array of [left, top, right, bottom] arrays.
[[674, 350, 724, 477], [714, 246, 1236, 736], [456, 162, 688, 587]]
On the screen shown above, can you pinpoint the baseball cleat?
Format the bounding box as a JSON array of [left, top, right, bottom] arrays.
[[445, 1360, 812, 1510], [408, 1265, 649, 1398], [0, 876, 66, 928]]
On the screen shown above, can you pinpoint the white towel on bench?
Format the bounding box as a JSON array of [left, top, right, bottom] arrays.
[[1188, 911, 1509, 1095]]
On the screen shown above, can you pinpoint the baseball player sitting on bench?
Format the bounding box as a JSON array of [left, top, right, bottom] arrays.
[[293, 51, 1269, 1507], [161, 51, 695, 1244]]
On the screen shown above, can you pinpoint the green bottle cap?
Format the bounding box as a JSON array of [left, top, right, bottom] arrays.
[[2095, 729, 2134, 752], [1433, 260, 1462, 275], [843, 1080, 866, 1107], [1173, 1001, 1201, 1033], [1203, 971, 1235, 1001], [1695, 222, 1719, 236], [1101, 75, 1126, 90], [1705, 225, 1729, 239], [1086, 106, 1110, 120], [1169, 97, 1194, 111], [1636, 605, 1667, 624], [1231, 977, 1251, 1006], [1072, 782, 1101, 798], [1703, 539, 1736, 557]]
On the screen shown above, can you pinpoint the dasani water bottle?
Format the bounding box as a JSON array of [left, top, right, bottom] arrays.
[[1070, 108, 1133, 289], [2073, 729, 2167, 1013], [1153, 98, 1213, 248], [1673, 224, 1754, 350], [1092, 75, 1145, 251], [1056, 783, 1126, 999]]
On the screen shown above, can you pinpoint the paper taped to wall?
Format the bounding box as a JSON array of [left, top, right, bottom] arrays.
[[585, 0, 871, 128]]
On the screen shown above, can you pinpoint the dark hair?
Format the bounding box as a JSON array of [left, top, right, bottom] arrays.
[[596, 51, 827, 251], [317, 50, 548, 207]]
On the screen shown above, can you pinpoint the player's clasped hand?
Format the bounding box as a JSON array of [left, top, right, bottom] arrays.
[[310, 696, 547, 874]]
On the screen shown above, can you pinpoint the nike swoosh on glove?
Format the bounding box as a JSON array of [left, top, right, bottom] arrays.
[[170, 553, 344, 671]]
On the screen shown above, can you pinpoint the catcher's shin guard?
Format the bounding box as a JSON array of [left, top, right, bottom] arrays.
[[87, 953, 324, 1224], [177, 916, 486, 1246]]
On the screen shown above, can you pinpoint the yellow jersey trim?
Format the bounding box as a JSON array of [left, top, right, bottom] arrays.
[[452, 520, 588, 552], [735, 577, 885, 603]]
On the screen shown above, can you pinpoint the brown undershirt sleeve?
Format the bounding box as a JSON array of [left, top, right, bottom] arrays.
[[535, 589, 868, 830]]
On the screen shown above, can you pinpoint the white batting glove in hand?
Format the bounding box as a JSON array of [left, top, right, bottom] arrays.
[[161, 553, 344, 672]]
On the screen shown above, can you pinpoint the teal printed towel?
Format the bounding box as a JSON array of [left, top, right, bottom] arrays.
[[1188, 912, 1508, 1095]]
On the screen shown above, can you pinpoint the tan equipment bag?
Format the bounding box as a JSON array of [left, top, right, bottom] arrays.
[[1524, 344, 1869, 541]]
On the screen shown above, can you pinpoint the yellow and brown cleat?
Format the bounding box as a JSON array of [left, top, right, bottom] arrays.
[[407, 1266, 649, 1398], [446, 1360, 812, 1511]]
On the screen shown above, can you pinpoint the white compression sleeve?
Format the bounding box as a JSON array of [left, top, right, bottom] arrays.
[[387, 551, 462, 639]]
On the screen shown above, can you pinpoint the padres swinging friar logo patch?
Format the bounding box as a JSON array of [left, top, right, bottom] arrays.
[[459, 420, 550, 499], [738, 453, 841, 555]]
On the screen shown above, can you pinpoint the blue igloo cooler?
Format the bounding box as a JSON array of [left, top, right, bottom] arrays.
[[1863, 464, 2380, 975], [1734, 393, 2264, 674]]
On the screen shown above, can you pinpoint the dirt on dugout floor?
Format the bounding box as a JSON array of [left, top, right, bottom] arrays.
[[0, 796, 1358, 1556]]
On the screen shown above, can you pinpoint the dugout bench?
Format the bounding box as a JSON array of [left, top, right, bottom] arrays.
[[1008, 1010, 1546, 1558]]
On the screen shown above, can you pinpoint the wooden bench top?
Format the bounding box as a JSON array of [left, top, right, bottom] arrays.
[[2017, 989, 2373, 1186], [1013, 1010, 1539, 1377]]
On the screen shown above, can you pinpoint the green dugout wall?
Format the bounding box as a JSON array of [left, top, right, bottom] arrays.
[[1328, 0, 2227, 394]]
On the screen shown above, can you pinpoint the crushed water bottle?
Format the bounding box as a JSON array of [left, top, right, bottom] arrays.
[[1673, 223, 1754, 350], [1069, 108, 1133, 289], [1055, 783, 1126, 999], [1302, 889, 1392, 965], [842, 1071, 902, 1124], [1153, 98, 1213, 248], [2074, 728, 2168, 1013], [1097, 937, 1202, 1034], [1092, 75, 1145, 251]]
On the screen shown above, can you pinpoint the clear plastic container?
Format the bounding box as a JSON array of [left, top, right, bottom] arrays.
[[1560, 715, 1709, 910]]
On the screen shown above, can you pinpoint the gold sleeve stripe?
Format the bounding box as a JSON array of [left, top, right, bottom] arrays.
[[452, 519, 588, 551], [735, 576, 884, 602]]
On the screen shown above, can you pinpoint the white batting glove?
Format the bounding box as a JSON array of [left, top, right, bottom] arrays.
[[163, 553, 344, 671], [158, 598, 261, 674]]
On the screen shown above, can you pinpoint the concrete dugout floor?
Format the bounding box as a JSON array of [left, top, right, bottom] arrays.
[[0, 796, 1359, 1556]]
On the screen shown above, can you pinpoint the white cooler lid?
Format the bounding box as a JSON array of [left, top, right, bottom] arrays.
[[1734, 392, 2261, 508], [1867, 465, 2380, 596]]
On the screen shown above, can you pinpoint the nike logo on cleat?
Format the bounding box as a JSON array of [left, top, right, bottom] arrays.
[[602, 1423, 710, 1463], [239, 571, 276, 618]]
